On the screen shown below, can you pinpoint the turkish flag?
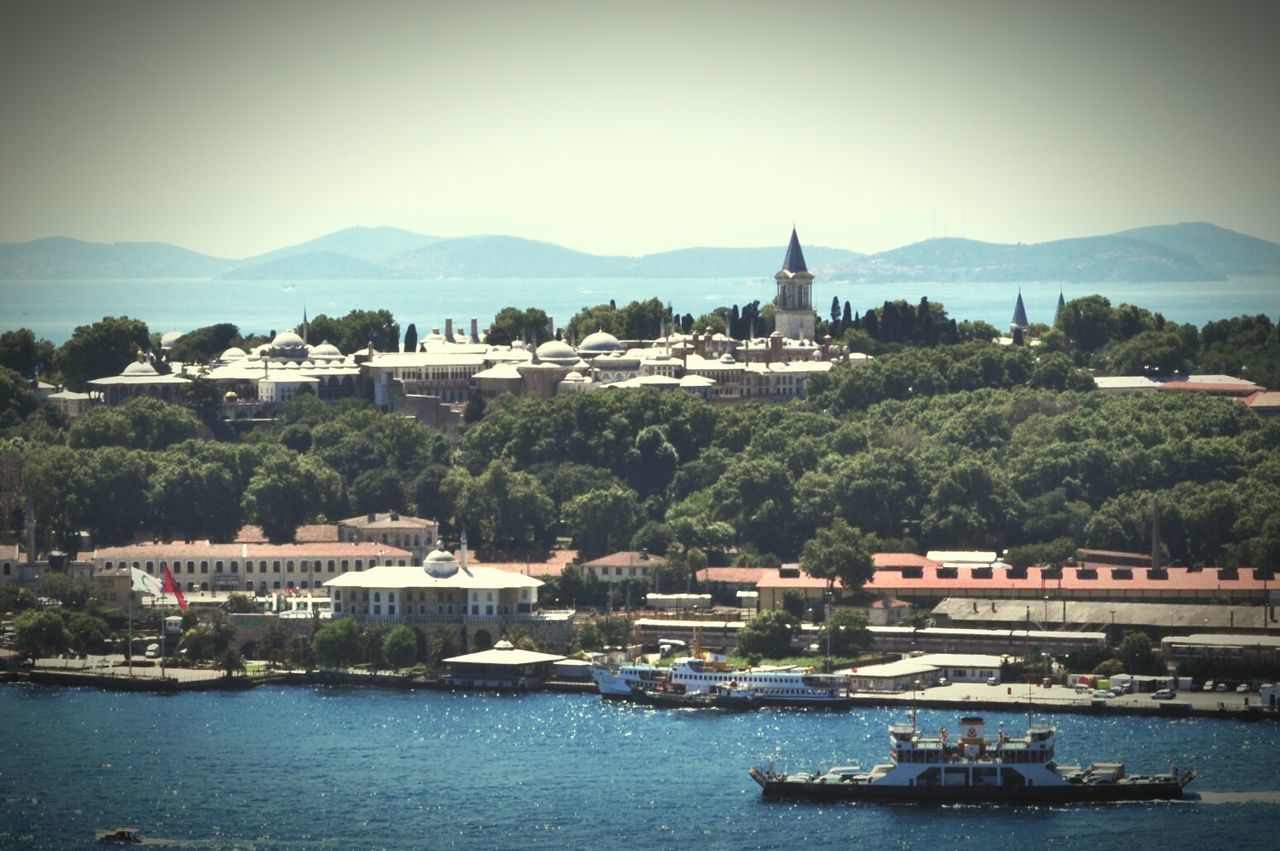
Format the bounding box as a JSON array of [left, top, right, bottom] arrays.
[[162, 565, 188, 610]]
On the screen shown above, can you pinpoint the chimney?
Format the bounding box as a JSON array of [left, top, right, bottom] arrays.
[[470, 318, 479, 343], [445, 318, 454, 342]]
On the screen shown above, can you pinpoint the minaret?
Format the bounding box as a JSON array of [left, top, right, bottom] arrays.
[[1055, 288, 1066, 323], [302, 306, 309, 344], [773, 227, 816, 341]]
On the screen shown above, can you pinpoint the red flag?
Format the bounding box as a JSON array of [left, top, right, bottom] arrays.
[[162, 565, 188, 610]]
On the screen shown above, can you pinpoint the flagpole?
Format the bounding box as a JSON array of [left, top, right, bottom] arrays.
[[127, 577, 133, 677]]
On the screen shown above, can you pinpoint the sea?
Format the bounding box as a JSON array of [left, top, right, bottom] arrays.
[[1, 276, 1278, 344], [0, 686, 1277, 850]]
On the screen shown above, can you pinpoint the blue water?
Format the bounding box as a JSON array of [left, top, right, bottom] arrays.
[[1, 686, 1277, 850], [2, 277, 1277, 345]]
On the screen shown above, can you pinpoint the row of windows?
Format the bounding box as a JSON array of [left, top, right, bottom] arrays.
[[104, 558, 411, 573], [332, 603, 513, 617]]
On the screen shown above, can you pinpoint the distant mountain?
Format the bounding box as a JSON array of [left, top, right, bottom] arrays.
[[389, 235, 623, 277], [0, 236, 233, 279], [1112, 222, 1280, 276], [238, 225, 440, 266], [3, 222, 1275, 281], [829, 235, 1222, 283], [220, 250, 397, 280]]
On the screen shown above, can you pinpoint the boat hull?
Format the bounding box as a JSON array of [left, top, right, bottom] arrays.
[[753, 772, 1191, 804]]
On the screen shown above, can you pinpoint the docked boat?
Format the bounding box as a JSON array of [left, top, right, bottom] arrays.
[[97, 827, 143, 844], [593, 656, 852, 707], [750, 715, 1196, 804], [629, 681, 761, 710]]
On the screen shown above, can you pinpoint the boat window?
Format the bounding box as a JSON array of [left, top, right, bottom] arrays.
[[1002, 768, 1027, 786]]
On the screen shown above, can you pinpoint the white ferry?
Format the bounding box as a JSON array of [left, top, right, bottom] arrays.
[[750, 714, 1196, 804], [592, 657, 851, 707]]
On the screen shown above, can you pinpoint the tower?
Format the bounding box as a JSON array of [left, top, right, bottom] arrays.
[[1010, 290, 1029, 335], [774, 228, 816, 341]]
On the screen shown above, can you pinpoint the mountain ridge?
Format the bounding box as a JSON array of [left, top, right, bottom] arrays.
[[2, 222, 1276, 282]]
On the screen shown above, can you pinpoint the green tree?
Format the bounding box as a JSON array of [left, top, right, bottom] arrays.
[[801, 518, 875, 594], [428, 626, 462, 666], [382, 625, 419, 669], [242, 450, 343, 543], [166, 323, 242, 364], [287, 634, 316, 671], [56, 316, 151, 388], [819, 608, 872, 657], [0, 366, 37, 427], [219, 647, 247, 678], [1115, 631, 1161, 675], [38, 573, 95, 610], [486, 307, 551, 346], [443, 460, 557, 553], [312, 616, 363, 668], [562, 485, 643, 558], [569, 618, 604, 653], [735, 610, 798, 659], [14, 609, 69, 659], [260, 620, 288, 669], [66, 612, 110, 654]]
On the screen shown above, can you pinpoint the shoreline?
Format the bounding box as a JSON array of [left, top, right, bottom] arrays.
[[5, 667, 1274, 722]]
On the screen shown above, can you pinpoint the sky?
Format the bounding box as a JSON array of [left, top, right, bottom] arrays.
[[2, 0, 1278, 259]]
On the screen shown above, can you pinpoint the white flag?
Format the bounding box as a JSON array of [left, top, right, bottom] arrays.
[[131, 567, 165, 596]]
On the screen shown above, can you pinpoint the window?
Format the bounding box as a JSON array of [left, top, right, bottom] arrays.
[[355, 560, 363, 570], [200, 561, 209, 574], [230, 561, 238, 573], [273, 561, 281, 573], [246, 562, 254, 574], [328, 560, 335, 573], [215, 561, 224, 573], [388, 605, 395, 616], [341, 560, 349, 571], [374, 592, 381, 602], [287, 560, 294, 572], [273, 581, 281, 590]]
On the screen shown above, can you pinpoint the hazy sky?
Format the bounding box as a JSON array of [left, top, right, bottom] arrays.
[[2, 0, 1277, 258]]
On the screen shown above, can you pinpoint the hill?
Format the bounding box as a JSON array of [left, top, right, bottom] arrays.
[[237, 225, 440, 266], [1112, 222, 1280, 276], [830, 235, 1221, 283], [220, 250, 398, 280], [0, 236, 233, 279]]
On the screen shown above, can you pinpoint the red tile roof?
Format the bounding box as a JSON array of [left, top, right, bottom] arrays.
[[864, 563, 1271, 595], [93, 540, 412, 560], [582, 551, 668, 568], [235, 524, 340, 544], [697, 566, 772, 585], [483, 550, 580, 578], [874, 552, 940, 570]]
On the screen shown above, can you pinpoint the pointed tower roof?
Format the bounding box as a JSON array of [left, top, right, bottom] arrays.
[[1011, 291, 1029, 328], [781, 227, 808, 274], [1055, 288, 1066, 320]]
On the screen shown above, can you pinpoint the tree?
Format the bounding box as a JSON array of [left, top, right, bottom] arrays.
[[487, 307, 551, 346], [801, 518, 876, 594], [562, 486, 643, 558], [38, 573, 95, 610], [569, 618, 604, 653], [260, 620, 288, 669], [734, 610, 797, 659], [428, 626, 462, 666], [166, 323, 241, 364], [819, 608, 872, 657], [219, 647, 247, 678], [402, 323, 419, 353], [0, 366, 37, 427], [312, 616, 363, 668], [383, 625, 419, 669], [287, 634, 316, 671], [1115, 631, 1161, 675], [0, 328, 54, 381], [242, 449, 343, 543], [350, 468, 406, 516], [14, 609, 69, 659], [66, 612, 110, 653], [443, 460, 557, 553], [56, 316, 151, 388]]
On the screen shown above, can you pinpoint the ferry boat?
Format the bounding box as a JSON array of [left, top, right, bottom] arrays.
[[629, 681, 762, 710], [592, 657, 852, 707], [749, 715, 1196, 804]]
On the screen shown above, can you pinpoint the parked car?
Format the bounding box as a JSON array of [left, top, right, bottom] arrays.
[[1152, 688, 1176, 700], [986, 676, 1000, 686], [1236, 683, 1250, 693], [144, 643, 160, 659], [1215, 682, 1228, 692], [1202, 681, 1215, 691], [1092, 689, 1114, 699]]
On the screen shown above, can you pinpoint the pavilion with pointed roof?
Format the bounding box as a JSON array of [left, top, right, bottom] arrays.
[[1010, 290, 1030, 335]]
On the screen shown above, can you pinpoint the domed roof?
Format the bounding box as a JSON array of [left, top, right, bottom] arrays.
[[272, 330, 306, 349], [423, 546, 459, 579], [719, 352, 737, 364], [561, 370, 585, 383], [580, 329, 622, 353], [220, 347, 247, 361], [311, 340, 342, 358], [122, 360, 159, 376], [535, 339, 577, 363], [160, 331, 184, 349]]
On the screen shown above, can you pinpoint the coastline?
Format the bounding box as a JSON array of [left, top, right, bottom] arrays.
[[5, 665, 1273, 722]]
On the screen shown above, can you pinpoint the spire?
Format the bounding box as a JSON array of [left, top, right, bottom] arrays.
[[782, 227, 808, 274], [1055, 287, 1066, 321], [1011, 290, 1029, 328], [302, 305, 309, 345]]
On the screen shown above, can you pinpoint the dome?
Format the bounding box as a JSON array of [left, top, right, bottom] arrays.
[[423, 546, 459, 579], [561, 370, 585, 383], [580, 329, 622, 353], [311, 341, 342, 358], [220, 347, 247, 361], [719, 352, 737, 364], [535, 339, 577, 363], [160, 331, 184, 349], [272, 330, 306, 349], [122, 360, 159, 376]]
